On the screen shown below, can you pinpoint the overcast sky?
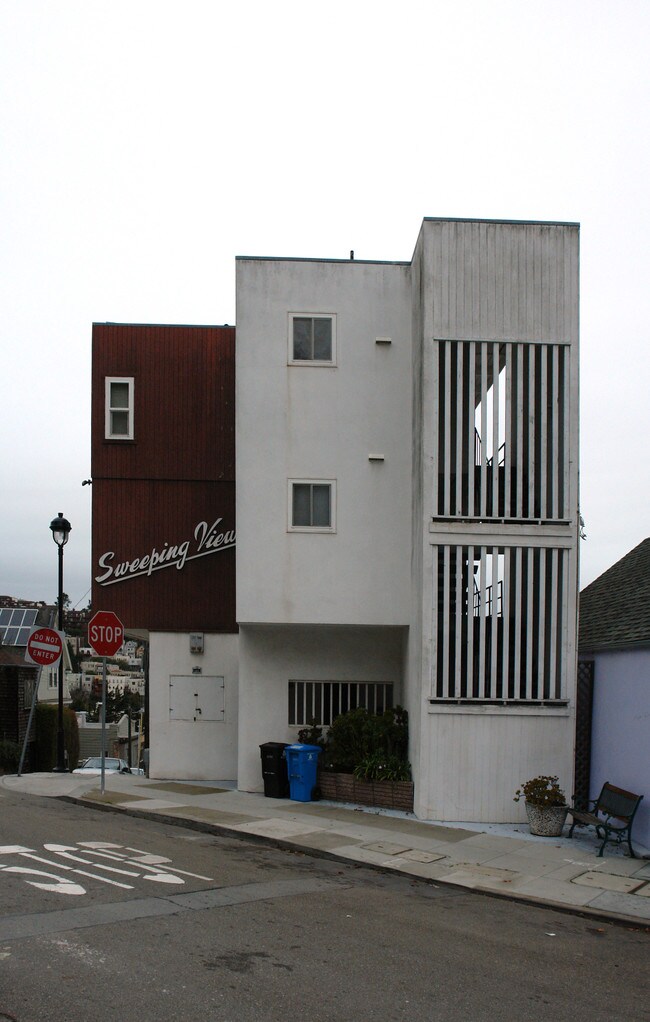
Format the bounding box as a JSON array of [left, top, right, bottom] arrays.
[[1, 0, 648, 608]]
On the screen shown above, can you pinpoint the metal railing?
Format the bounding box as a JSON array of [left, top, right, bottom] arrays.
[[288, 680, 394, 727]]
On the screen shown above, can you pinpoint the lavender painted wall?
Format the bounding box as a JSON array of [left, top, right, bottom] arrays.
[[583, 648, 650, 850]]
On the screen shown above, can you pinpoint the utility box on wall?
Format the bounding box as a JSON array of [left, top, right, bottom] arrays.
[[190, 632, 204, 654], [169, 675, 225, 722]]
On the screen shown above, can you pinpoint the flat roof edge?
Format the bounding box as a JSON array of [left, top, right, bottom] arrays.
[[422, 216, 580, 228], [235, 256, 411, 265], [92, 322, 234, 329]]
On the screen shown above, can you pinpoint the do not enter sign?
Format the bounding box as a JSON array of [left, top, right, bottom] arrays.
[[88, 610, 124, 657], [25, 627, 64, 667]]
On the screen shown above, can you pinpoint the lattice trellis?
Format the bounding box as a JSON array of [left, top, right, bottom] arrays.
[[574, 660, 594, 808]]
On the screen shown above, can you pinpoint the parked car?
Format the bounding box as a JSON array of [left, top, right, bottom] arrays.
[[73, 757, 133, 775]]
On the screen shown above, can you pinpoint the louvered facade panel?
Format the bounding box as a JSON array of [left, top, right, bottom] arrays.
[[432, 542, 568, 702], [433, 339, 569, 521]]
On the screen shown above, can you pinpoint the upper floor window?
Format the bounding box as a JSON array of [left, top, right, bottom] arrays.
[[105, 377, 134, 440], [288, 314, 336, 365], [288, 479, 336, 532]]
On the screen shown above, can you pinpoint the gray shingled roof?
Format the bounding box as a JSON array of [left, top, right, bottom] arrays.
[[579, 538, 650, 652]]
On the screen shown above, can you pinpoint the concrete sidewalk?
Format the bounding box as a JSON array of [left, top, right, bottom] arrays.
[[3, 771, 649, 926]]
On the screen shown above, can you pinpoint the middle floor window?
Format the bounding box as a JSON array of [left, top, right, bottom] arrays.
[[288, 479, 336, 532], [288, 313, 336, 365]]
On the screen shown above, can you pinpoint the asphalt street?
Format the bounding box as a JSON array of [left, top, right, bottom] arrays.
[[0, 791, 647, 1022]]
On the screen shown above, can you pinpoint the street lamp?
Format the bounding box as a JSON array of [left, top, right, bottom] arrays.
[[50, 513, 71, 772]]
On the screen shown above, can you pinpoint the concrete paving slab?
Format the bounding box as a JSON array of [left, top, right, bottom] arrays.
[[511, 877, 602, 908], [144, 806, 262, 827], [136, 782, 229, 796], [116, 798, 188, 812], [581, 857, 650, 878], [633, 883, 650, 897], [362, 841, 413, 856], [453, 833, 533, 853], [545, 862, 610, 882], [227, 818, 326, 839], [386, 858, 458, 881], [398, 849, 447, 864], [323, 843, 406, 868], [571, 872, 646, 894], [438, 869, 521, 892], [287, 831, 365, 852], [586, 890, 650, 919], [293, 805, 472, 841], [81, 790, 151, 805], [486, 840, 575, 862], [475, 852, 582, 878]]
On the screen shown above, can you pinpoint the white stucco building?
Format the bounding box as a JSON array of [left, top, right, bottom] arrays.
[[91, 217, 579, 822], [235, 217, 580, 822]]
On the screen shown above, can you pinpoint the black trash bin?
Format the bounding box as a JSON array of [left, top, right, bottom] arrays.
[[259, 742, 289, 798]]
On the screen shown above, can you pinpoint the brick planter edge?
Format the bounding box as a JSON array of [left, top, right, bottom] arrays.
[[317, 771, 414, 813]]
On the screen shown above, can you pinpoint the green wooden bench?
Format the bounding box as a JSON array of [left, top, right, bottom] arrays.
[[568, 782, 644, 858]]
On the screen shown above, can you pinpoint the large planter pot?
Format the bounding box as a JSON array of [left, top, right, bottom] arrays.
[[317, 771, 414, 813], [525, 802, 569, 837]]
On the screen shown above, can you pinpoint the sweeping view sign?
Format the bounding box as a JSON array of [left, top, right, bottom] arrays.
[[95, 517, 236, 587]]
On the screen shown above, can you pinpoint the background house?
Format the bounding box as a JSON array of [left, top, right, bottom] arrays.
[[0, 602, 74, 709], [0, 646, 37, 769], [578, 538, 650, 848]]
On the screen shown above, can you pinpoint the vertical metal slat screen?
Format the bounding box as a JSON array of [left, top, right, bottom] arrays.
[[433, 544, 567, 701], [288, 681, 394, 726], [435, 340, 568, 520]]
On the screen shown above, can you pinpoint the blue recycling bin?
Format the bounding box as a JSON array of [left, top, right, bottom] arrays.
[[285, 744, 321, 802]]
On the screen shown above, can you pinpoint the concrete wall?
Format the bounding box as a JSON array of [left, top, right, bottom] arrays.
[[237, 624, 406, 792], [418, 705, 575, 821], [234, 221, 580, 824], [149, 632, 239, 780], [412, 219, 580, 822], [235, 258, 412, 627], [584, 648, 650, 849]]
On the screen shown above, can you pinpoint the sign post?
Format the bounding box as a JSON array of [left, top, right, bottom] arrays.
[[88, 611, 125, 794], [23, 628, 65, 776]]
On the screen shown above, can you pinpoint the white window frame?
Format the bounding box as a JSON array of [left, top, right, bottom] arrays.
[[105, 377, 134, 440], [288, 479, 336, 533], [288, 313, 337, 366]]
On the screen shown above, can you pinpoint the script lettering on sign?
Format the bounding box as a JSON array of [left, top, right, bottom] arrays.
[[95, 518, 235, 587]]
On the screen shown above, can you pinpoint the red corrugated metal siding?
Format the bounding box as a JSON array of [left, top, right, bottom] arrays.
[[91, 324, 236, 632], [92, 324, 235, 481], [91, 481, 236, 632]]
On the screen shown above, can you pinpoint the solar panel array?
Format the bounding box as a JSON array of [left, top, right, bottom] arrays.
[[0, 608, 39, 646]]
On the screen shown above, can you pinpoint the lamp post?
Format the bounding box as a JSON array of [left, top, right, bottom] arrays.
[[50, 513, 71, 772]]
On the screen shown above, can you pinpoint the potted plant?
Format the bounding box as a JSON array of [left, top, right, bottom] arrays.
[[514, 775, 568, 837]]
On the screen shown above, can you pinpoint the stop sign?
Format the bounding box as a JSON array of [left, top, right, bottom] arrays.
[[88, 610, 124, 657], [25, 627, 64, 667]]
